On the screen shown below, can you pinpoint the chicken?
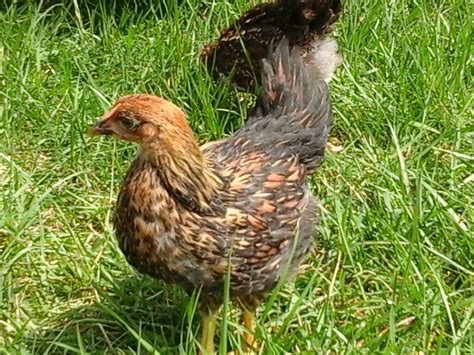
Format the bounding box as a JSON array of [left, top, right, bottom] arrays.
[[202, 0, 342, 89], [89, 39, 333, 354]]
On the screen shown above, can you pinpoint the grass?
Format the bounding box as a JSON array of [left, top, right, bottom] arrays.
[[0, 0, 472, 353]]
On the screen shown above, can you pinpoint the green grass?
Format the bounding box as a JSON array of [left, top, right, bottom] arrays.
[[1, 0, 472, 353]]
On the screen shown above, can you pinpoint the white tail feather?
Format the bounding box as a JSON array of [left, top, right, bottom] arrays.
[[299, 38, 342, 82]]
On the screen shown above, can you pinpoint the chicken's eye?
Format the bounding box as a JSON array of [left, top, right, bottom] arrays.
[[120, 117, 139, 130]]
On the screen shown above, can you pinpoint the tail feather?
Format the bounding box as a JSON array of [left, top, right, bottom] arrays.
[[298, 38, 343, 82], [242, 39, 333, 173]]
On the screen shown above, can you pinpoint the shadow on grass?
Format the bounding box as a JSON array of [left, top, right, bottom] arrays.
[[22, 276, 199, 353]]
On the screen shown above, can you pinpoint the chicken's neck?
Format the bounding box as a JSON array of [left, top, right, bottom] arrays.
[[139, 147, 221, 213]]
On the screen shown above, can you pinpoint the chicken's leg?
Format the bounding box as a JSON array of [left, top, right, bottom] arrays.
[[241, 308, 256, 352], [200, 310, 218, 355]]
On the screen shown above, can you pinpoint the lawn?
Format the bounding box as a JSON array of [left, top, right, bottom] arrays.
[[0, 0, 472, 353]]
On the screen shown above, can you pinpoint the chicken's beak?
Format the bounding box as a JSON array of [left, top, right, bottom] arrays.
[[88, 105, 120, 136], [88, 120, 113, 136]]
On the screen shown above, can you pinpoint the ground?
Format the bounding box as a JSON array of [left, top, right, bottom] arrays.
[[0, 0, 472, 353]]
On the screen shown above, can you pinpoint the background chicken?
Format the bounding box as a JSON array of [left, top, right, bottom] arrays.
[[201, 0, 342, 89], [89, 39, 334, 353]]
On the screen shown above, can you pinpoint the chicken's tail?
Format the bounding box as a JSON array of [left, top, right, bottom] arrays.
[[247, 38, 334, 174]]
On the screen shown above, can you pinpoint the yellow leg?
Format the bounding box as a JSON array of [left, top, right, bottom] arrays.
[[200, 310, 218, 355], [241, 308, 256, 353]]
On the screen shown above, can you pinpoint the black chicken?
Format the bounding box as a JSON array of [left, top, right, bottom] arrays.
[[202, 0, 342, 89]]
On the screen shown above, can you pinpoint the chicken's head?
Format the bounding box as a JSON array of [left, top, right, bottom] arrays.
[[89, 94, 199, 156]]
